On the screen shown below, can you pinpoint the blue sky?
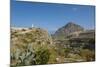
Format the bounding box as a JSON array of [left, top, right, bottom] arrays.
[[11, 0, 95, 32]]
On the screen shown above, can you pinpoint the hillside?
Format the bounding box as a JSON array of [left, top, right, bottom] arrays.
[[11, 27, 57, 66]]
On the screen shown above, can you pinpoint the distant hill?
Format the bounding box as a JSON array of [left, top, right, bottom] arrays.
[[53, 22, 84, 39]]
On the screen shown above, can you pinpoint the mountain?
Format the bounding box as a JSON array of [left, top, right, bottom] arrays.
[[53, 22, 84, 39], [52, 22, 95, 52]]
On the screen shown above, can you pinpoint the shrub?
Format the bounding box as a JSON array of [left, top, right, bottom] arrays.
[[22, 29, 26, 31], [35, 48, 50, 64], [64, 48, 71, 58], [79, 49, 95, 61]]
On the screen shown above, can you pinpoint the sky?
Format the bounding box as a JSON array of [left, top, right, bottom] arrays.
[[11, 0, 95, 32]]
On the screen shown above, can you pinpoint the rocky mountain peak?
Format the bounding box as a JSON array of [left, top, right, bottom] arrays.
[[53, 22, 84, 39], [64, 22, 76, 27], [63, 22, 84, 29]]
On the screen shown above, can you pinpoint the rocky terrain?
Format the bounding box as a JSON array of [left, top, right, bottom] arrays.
[[52, 22, 95, 63], [11, 27, 57, 66], [11, 22, 95, 67]]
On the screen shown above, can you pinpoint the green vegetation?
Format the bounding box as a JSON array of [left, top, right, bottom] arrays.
[[79, 49, 95, 61], [35, 48, 50, 64]]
